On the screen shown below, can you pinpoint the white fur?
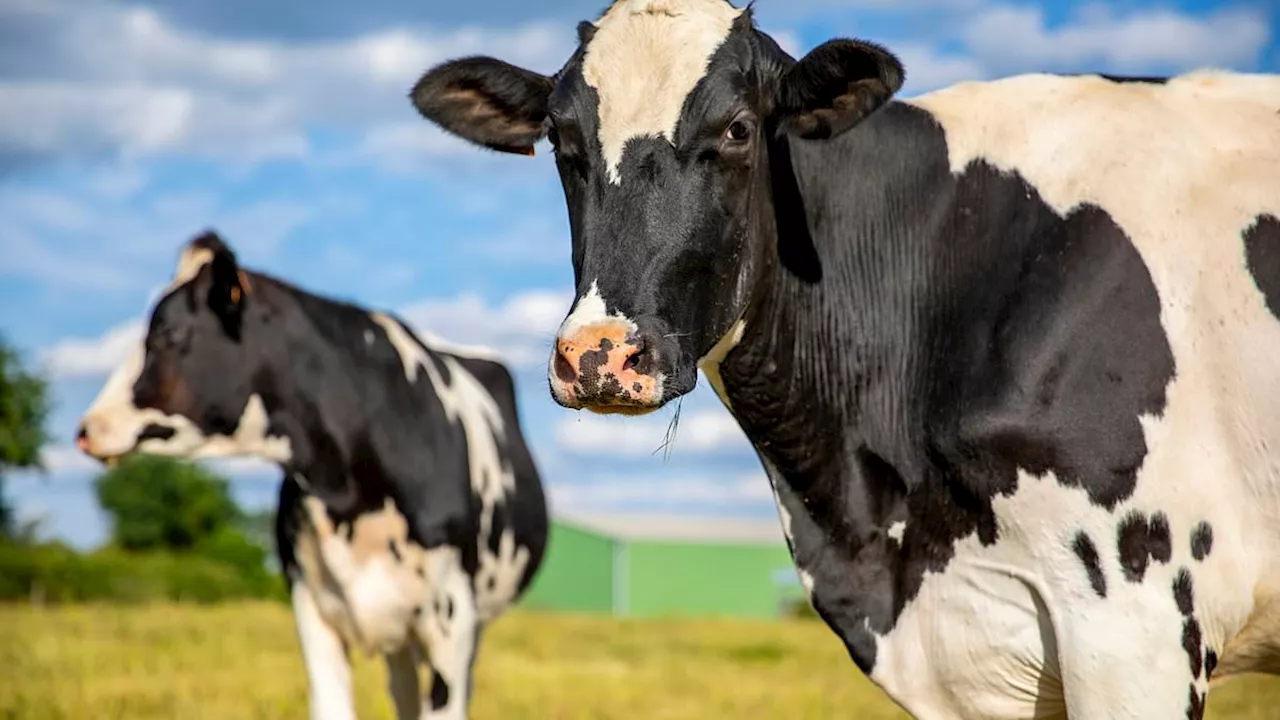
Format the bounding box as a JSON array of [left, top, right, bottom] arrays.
[[556, 280, 638, 338], [291, 582, 358, 720], [370, 312, 529, 622], [583, 0, 742, 183], [846, 71, 1280, 719], [697, 318, 744, 409]]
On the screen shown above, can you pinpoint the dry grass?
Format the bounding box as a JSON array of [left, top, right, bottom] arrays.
[[1, 602, 1278, 719]]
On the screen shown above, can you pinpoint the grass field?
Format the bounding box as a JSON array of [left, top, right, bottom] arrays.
[[3, 603, 1279, 719]]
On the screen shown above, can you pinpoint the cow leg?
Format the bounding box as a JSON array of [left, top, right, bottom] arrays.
[[291, 582, 357, 720], [1052, 574, 1212, 719], [417, 548, 479, 720], [385, 645, 422, 720]]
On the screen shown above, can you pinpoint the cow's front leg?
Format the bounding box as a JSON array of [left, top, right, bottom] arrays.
[[290, 582, 358, 720], [417, 548, 479, 720]]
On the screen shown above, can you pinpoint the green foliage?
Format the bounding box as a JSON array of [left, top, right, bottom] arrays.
[[0, 541, 286, 604], [95, 455, 243, 552], [0, 337, 52, 537]]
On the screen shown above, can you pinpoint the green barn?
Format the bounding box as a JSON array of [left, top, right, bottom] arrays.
[[519, 513, 807, 619]]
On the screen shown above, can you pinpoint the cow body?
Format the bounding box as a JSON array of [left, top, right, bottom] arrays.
[[77, 233, 548, 720], [410, 1, 1280, 717]]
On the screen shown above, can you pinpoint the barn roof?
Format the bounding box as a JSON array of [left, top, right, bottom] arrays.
[[554, 511, 787, 545]]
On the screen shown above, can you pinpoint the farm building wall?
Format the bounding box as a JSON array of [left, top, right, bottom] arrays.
[[519, 523, 615, 614], [625, 541, 801, 618], [519, 518, 807, 619]]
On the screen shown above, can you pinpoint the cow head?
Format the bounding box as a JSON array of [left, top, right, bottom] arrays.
[[411, 0, 902, 414], [76, 231, 291, 466]]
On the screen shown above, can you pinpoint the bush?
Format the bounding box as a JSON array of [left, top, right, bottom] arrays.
[[0, 541, 287, 605]]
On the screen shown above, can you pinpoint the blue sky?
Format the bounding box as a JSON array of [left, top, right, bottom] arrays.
[[1, 0, 1276, 548]]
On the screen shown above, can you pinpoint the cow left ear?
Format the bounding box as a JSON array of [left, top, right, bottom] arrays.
[[773, 39, 904, 140], [207, 246, 247, 341]]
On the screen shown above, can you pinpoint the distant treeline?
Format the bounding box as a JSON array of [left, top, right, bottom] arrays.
[[0, 455, 286, 605]]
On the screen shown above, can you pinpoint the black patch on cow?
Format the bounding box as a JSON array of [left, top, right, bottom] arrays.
[[1187, 684, 1205, 720], [1148, 511, 1172, 564], [387, 539, 402, 563], [1117, 512, 1152, 582], [430, 669, 450, 711], [578, 346, 610, 398], [1205, 649, 1218, 679], [137, 424, 177, 442], [446, 595, 455, 620], [1174, 569, 1195, 616], [1071, 532, 1107, 598], [1191, 521, 1214, 561], [1096, 73, 1169, 85], [715, 98, 1176, 674], [1244, 215, 1280, 320], [1184, 616, 1204, 677]]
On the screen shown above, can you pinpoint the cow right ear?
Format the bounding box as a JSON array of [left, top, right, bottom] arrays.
[[773, 39, 904, 141], [410, 56, 554, 156]]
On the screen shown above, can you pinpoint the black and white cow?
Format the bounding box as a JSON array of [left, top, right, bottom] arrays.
[[75, 231, 548, 720], [409, 0, 1280, 717]]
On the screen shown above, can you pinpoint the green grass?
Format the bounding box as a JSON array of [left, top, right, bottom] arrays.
[[1, 602, 1277, 719]]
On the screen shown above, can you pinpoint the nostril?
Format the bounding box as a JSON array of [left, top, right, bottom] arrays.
[[553, 348, 578, 383], [75, 424, 89, 451], [623, 337, 650, 373]]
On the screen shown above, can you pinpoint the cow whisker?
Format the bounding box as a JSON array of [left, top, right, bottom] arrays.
[[654, 398, 683, 464]]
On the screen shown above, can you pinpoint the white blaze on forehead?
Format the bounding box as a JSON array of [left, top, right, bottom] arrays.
[[583, 0, 743, 183], [557, 279, 638, 337]]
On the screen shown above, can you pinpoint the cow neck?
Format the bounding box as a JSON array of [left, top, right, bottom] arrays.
[[717, 114, 943, 594], [252, 276, 386, 518]]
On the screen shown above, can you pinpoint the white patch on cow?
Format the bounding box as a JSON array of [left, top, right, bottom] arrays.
[[170, 245, 213, 291], [847, 70, 1280, 718], [697, 318, 745, 409], [797, 568, 815, 598], [291, 582, 358, 720], [886, 521, 906, 543], [292, 500, 481, 720], [369, 312, 529, 619], [416, 547, 477, 720], [295, 496, 431, 656], [583, 0, 742, 183], [364, 329, 376, 346], [557, 279, 638, 338]]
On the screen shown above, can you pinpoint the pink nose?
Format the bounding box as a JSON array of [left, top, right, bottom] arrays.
[[550, 322, 660, 414]]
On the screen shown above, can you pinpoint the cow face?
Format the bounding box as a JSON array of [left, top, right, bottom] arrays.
[[76, 232, 290, 466], [411, 0, 902, 414]]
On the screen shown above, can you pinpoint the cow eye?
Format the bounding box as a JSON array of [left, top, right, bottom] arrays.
[[725, 119, 753, 143]]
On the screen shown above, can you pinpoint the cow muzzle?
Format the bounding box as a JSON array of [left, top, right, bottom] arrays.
[[549, 321, 664, 415]]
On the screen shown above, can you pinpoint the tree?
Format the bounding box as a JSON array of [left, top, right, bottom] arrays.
[[0, 337, 51, 539], [95, 455, 242, 551]]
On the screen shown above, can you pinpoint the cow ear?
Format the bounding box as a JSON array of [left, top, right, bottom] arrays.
[[410, 56, 554, 156], [773, 39, 904, 140], [207, 244, 247, 341]]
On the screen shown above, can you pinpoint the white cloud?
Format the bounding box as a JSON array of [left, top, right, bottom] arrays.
[[549, 472, 774, 514], [0, 0, 575, 169], [963, 4, 1271, 74], [39, 320, 143, 380], [399, 289, 572, 367], [894, 43, 988, 95], [555, 408, 749, 457]]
